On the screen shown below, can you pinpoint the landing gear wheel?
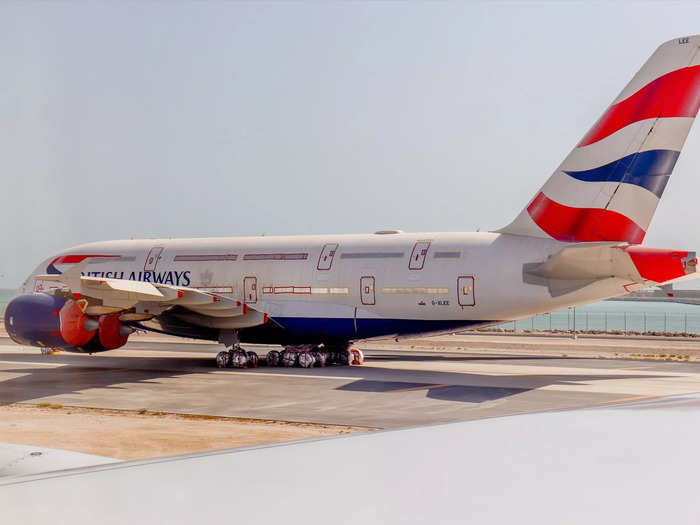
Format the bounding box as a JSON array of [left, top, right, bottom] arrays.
[[246, 351, 259, 368], [337, 350, 351, 366], [350, 349, 364, 365], [312, 351, 327, 367], [266, 350, 281, 367], [230, 349, 248, 368], [281, 350, 297, 367], [216, 351, 229, 368], [298, 351, 315, 368]]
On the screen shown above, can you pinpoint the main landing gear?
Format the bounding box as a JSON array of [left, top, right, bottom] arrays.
[[215, 330, 258, 369], [214, 333, 363, 369], [215, 348, 261, 369]]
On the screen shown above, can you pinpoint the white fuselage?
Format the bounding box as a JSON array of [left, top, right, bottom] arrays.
[[19, 231, 636, 342]]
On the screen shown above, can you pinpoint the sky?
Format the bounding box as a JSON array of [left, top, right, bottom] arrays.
[[2, 1, 700, 288]]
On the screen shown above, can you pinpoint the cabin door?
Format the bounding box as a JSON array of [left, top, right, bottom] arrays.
[[317, 243, 338, 271], [244, 276, 258, 304], [457, 276, 475, 307], [360, 276, 376, 305], [144, 247, 164, 272], [409, 241, 431, 270]]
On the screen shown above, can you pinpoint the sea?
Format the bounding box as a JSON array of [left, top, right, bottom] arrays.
[[0, 289, 14, 315], [2, 288, 700, 334], [497, 299, 700, 334]]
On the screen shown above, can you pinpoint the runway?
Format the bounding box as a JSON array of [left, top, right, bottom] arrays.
[[3, 334, 700, 428]]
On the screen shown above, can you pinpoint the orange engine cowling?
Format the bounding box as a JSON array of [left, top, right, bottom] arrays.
[[59, 299, 132, 350], [98, 313, 132, 350], [59, 299, 97, 346]]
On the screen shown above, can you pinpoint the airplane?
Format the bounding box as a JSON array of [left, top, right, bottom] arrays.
[[5, 35, 700, 368]]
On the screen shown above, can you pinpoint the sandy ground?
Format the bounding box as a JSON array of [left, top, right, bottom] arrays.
[[0, 404, 372, 460]]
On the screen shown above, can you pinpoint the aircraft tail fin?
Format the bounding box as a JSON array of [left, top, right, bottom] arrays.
[[499, 36, 700, 243]]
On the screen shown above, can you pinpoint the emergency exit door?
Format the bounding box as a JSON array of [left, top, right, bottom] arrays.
[[360, 276, 375, 305], [409, 241, 431, 270], [457, 276, 475, 307], [244, 276, 257, 304], [144, 247, 164, 272], [317, 243, 338, 270]]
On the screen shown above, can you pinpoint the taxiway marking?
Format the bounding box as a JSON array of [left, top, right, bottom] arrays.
[[595, 394, 660, 405], [0, 360, 62, 367]]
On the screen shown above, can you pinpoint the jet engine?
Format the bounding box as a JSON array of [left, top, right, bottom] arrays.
[[59, 298, 97, 345], [4, 293, 132, 352], [97, 313, 132, 350]]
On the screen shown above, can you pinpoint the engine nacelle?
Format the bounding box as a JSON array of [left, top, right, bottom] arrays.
[[4, 293, 132, 352], [5, 293, 71, 349], [59, 298, 96, 346], [98, 313, 131, 350]]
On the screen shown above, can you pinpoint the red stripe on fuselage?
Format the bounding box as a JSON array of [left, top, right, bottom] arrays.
[[579, 65, 700, 147], [53, 254, 121, 264], [527, 192, 646, 243]]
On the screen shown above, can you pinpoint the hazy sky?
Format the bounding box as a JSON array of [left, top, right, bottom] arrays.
[[2, 2, 700, 287]]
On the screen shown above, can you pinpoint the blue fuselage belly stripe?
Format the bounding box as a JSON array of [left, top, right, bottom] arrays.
[[564, 149, 680, 198], [271, 317, 498, 340]]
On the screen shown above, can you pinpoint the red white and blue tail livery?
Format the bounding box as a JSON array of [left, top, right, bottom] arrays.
[[5, 36, 700, 366], [502, 36, 700, 243]]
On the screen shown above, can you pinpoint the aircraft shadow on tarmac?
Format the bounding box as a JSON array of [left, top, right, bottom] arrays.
[[0, 352, 678, 406], [0, 353, 219, 406], [332, 373, 673, 404], [335, 380, 530, 403]]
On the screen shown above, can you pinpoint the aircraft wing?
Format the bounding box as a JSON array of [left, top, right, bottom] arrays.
[[0, 443, 117, 478], [35, 260, 266, 329], [3, 393, 700, 523]]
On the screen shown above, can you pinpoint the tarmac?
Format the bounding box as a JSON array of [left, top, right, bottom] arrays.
[[4, 331, 700, 428], [5, 330, 700, 520]]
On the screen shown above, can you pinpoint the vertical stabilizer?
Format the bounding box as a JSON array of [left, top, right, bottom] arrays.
[[499, 36, 700, 243]]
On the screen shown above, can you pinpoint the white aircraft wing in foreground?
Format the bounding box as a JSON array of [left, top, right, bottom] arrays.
[[2, 393, 700, 524]]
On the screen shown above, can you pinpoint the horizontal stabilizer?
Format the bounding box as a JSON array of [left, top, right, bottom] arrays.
[[524, 242, 697, 297]]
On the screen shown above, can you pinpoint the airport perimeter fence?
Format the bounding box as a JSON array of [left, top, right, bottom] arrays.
[[494, 310, 700, 335]]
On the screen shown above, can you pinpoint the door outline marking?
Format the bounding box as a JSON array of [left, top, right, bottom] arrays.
[[457, 275, 476, 307], [317, 243, 339, 271], [409, 241, 431, 270], [144, 247, 164, 272], [244, 276, 258, 304], [360, 276, 376, 305]]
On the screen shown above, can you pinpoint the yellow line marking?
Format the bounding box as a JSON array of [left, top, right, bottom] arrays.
[[596, 394, 659, 406], [0, 360, 61, 367], [390, 384, 452, 393]]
